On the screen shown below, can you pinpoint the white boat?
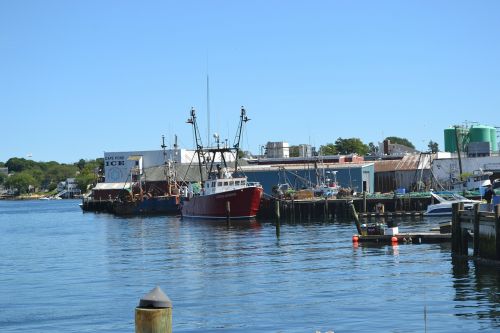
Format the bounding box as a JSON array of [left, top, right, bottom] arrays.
[[425, 192, 481, 216], [451, 170, 492, 192]]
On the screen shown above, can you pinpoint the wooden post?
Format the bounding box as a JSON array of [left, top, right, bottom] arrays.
[[451, 203, 462, 255], [324, 197, 328, 220], [275, 199, 280, 220], [308, 202, 311, 221], [495, 204, 500, 260], [363, 191, 367, 213], [135, 286, 172, 333], [473, 203, 480, 256], [349, 202, 363, 235], [226, 201, 231, 224]]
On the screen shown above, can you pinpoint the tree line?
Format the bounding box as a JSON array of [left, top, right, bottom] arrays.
[[0, 157, 103, 195], [289, 137, 439, 157]]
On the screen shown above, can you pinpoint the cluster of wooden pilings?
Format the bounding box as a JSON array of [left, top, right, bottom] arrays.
[[258, 193, 430, 221], [258, 197, 351, 221], [452, 203, 500, 260]]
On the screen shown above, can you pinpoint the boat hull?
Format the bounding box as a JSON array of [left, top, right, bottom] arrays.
[[181, 187, 263, 219], [425, 202, 476, 216], [112, 196, 181, 215]]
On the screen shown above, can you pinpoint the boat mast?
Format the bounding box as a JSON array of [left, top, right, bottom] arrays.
[[207, 75, 211, 147], [187, 108, 206, 183], [233, 106, 249, 172], [161, 135, 175, 196], [454, 125, 464, 183]]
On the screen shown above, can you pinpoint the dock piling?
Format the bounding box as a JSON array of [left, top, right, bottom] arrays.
[[226, 201, 231, 225], [496, 205, 500, 259], [135, 286, 172, 333], [473, 204, 480, 256], [274, 199, 280, 220], [349, 202, 363, 235]]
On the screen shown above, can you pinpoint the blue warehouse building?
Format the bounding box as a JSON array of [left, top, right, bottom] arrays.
[[239, 162, 375, 196]]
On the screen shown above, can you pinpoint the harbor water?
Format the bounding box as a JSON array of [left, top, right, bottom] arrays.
[[0, 200, 499, 332]]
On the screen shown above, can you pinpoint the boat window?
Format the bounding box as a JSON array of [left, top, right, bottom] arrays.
[[217, 181, 223, 186], [229, 181, 234, 186], [206, 183, 210, 188], [235, 180, 240, 185], [224, 181, 228, 186]]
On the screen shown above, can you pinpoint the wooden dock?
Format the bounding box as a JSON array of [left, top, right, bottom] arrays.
[[358, 211, 424, 218], [353, 232, 451, 244], [452, 203, 500, 260], [258, 194, 431, 220]]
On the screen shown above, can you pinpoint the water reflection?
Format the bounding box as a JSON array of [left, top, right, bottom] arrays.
[[452, 257, 500, 327]]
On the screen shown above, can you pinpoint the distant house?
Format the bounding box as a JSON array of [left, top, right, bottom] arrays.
[[56, 178, 81, 198], [0, 167, 8, 175], [380, 139, 419, 156]]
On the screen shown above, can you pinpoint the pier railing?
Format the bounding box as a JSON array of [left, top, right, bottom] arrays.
[[452, 203, 500, 260]]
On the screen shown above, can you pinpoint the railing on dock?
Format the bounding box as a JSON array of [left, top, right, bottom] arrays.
[[452, 203, 500, 260]]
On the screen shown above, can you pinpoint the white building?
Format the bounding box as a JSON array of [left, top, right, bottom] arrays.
[[104, 149, 236, 183], [431, 154, 500, 188], [265, 141, 290, 158]]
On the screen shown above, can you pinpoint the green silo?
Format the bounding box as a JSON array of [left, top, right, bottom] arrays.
[[490, 127, 498, 151], [444, 126, 468, 153], [469, 125, 493, 151]]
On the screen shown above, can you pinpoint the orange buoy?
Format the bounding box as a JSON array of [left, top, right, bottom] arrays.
[[352, 235, 359, 242], [391, 236, 398, 243]]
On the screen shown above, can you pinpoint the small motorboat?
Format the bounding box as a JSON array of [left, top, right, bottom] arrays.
[[425, 191, 481, 216]]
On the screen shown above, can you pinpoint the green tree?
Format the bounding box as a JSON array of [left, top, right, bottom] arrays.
[[75, 159, 103, 193], [5, 157, 36, 172], [368, 142, 379, 155], [76, 159, 86, 171], [334, 138, 369, 155], [0, 172, 6, 185], [4, 171, 38, 194], [428, 140, 439, 153], [289, 145, 300, 157], [385, 136, 415, 149], [319, 143, 337, 155]]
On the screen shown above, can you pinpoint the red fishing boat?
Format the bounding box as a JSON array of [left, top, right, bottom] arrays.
[[181, 107, 263, 219]]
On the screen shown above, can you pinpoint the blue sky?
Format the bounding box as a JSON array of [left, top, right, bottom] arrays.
[[1, 1, 500, 163]]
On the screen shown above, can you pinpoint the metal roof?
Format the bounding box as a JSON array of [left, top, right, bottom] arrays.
[[374, 155, 430, 173], [143, 164, 206, 182], [93, 182, 131, 190]]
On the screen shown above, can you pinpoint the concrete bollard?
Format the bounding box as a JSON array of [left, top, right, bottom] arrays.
[[135, 286, 172, 333]]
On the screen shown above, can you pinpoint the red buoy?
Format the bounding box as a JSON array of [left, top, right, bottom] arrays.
[[352, 235, 359, 242], [391, 236, 398, 243]]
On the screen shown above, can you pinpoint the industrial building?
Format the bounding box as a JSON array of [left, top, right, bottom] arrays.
[[240, 162, 374, 195], [103, 149, 235, 183], [374, 154, 431, 193], [444, 124, 498, 156]]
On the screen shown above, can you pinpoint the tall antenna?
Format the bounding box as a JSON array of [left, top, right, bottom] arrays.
[[207, 75, 210, 147]]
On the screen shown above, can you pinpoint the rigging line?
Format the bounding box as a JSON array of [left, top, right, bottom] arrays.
[[181, 150, 197, 183]]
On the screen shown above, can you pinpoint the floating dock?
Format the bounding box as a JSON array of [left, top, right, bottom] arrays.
[[353, 232, 451, 244], [358, 211, 424, 218]]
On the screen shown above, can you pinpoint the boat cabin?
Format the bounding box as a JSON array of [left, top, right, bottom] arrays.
[[203, 177, 253, 195]]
